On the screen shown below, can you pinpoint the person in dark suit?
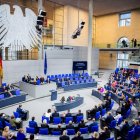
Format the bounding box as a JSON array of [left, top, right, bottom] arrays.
[[105, 112, 114, 125], [119, 120, 130, 138], [29, 117, 38, 133], [78, 120, 85, 129], [0, 113, 6, 129], [87, 118, 98, 132], [66, 121, 74, 129], [77, 110, 83, 116], [66, 109, 72, 117], [90, 106, 98, 118], [99, 126, 110, 140], [52, 110, 59, 117], [59, 130, 70, 140], [52, 124, 63, 135], [16, 105, 26, 120], [72, 131, 83, 140]]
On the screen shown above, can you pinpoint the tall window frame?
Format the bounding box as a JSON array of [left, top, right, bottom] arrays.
[[119, 12, 131, 27]]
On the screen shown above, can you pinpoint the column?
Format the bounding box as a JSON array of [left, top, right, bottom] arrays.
[[87, 0, 93, 75], [38, 0, 43, 60]]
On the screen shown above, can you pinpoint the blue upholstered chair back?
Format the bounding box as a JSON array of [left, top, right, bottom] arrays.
[[91, 125, 99, 133], [53, 117, 61, 124], [79, 127, 88, 134], [67, 129, 75, 135], [51, 131, 61, 135], [26, 127, 35, 134], [65, 117, 73, 124], [39, 128, 49, 135], [76, 115, 83, 123]]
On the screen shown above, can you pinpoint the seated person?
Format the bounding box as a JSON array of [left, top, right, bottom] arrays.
[[97, 104, 102, 112], [105, 112, 114, 125], [41, 119, 49, 128], [2, 126, 15, 140], [87, 118, 98, 132], [52, 124, 62, 135], [99, 126, 110, 140], [60, 96, 65, 103], [59, 130, 70, 140], [9, 115, 17, 130], [66, 109, 72, 117], [52, 110, 59, 117], [89, 105, 98, 118], [91, 132, 100, 140], [44, 109, 52, 119], [40, 77, 45, 83], [118, 120, 130, 138], [16, 128, 26, 140], [29, 116, 38, 128], [66, 121, 74, 129], [16, 105, 26, 120], [0, 113, 6, 129], [78, 120, 85, 129], [77, 110, 83, 116], [72, 131, 83, 140]]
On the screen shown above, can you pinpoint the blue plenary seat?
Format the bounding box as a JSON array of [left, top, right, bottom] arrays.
[[16, 132, 26, 140], [134, 126, 140, 138], [2, 83, 6, 87], [108, 101, 114, 110], [95, 111, 100, 120], [109, 120, 117, 129], [42, 116, 49, 123], [117, 116, 123, 125], [79, 127, 88, 134], [106, 138, 114, 140], [0, 121, 4, 129], [0, 136, 6, 140], [65, 117, 73, 124], [39, 128, 49, 135], [13, 112, 19, 118], [53, 117, 61, 124], [0, 94, 4, 99], [52, 131, 61, 135], [101, 108, 106, 117], [67, 129, 75, 135], [26, 127, 35, 134], [76, 115, 83, 123], [125, 129, 135, 140], [29, 121, 37, 128], [5, 121, 11, 128], [91, 125, 99, 133]]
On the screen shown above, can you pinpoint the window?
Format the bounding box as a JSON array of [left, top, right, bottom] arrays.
[[119, 12, 131, 27]]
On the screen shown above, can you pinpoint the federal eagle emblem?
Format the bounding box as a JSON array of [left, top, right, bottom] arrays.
[[0, 4, 41, 51]]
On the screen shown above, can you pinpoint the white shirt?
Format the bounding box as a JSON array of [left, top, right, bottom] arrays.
[[44, 112, 51, 118]]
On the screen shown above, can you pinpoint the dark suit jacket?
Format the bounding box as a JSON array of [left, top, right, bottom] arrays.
[[52, 112, 59, 117], [59, 135, 70, 140], [121, 123, 130, 136], [66, 113, 72, 117], [66, 124, 75, 129], [99, 130, 110, 140], [105, 115, 114, 125], [41, 123, 49, 128], [78, 122, 85, 129], [72, 136, 84, 140], [0, 117, 6, 128]]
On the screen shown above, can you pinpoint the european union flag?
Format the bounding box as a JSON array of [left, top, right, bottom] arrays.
[[44, 52, 47, 75]]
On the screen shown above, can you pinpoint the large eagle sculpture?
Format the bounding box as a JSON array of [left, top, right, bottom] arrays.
[[0, 4, 41, 50]]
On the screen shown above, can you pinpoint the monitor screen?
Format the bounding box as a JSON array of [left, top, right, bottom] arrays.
[[73, 61, 87, 70]]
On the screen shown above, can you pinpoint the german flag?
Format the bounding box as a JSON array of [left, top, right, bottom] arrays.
[[0, 52, 3, 79]]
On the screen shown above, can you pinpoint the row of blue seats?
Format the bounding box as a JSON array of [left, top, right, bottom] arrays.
[[0, 90, 21, 100], [47, 73, 89, 79]]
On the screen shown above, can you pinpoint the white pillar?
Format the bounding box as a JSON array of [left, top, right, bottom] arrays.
[[38, 0, 43, 60], [87, 0, 93, 75]]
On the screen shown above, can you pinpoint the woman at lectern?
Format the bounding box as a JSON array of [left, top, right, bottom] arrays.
[[61, 96, 65, 103]]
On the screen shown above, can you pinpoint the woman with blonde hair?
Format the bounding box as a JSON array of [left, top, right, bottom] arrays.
[[2, 126, 15, 140], [91, 131, 100, 140]]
